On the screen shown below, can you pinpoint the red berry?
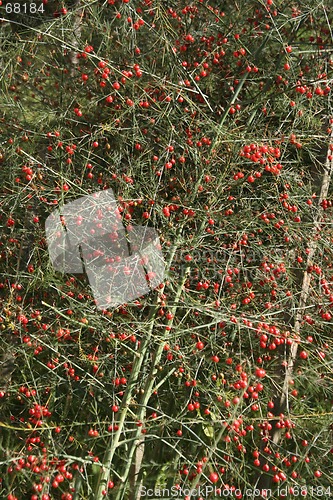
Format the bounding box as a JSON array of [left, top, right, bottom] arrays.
[[255, 368, 266, 378], [209, 472, 219, 483]]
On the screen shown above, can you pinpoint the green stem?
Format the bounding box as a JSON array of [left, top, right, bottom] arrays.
[[94, 308, 158, 499], [112, 267, 190, 500]]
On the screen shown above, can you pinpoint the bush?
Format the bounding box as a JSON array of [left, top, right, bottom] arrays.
[[0, 1, 332, 499]]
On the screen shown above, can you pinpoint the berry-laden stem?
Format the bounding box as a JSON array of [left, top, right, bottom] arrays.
[[256, 130, 333, 494], [209, 33, 271, 154]]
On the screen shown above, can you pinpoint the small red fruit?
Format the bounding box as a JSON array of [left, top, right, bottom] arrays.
[[209, 472, 219, 483]]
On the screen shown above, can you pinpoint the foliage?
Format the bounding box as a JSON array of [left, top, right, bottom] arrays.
[[0, 1, 333, 499]]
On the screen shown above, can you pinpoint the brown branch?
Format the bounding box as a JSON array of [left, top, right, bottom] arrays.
[[68, 0, 84, 78]]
